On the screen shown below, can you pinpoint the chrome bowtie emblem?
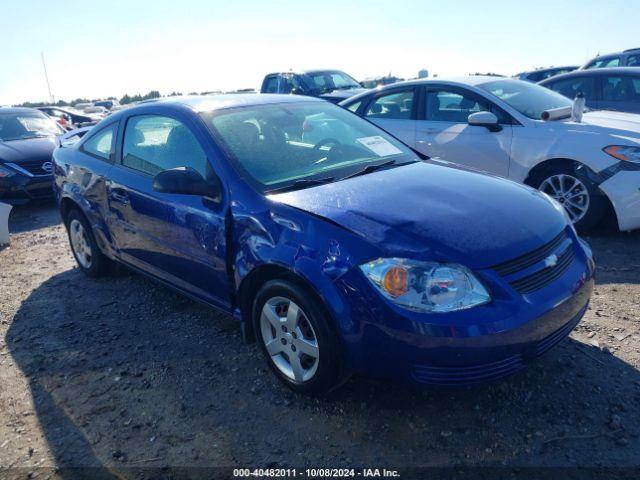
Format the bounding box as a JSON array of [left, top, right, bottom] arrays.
[[544, 254, 558, 268], [41, 161, 53, 173]]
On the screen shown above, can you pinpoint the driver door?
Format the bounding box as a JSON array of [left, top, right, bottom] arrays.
[[106, 113, 231, 309], [413, 86, 513, 177]]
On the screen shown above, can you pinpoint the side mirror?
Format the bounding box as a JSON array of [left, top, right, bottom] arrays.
[[468, 111, 502, 132], [153, 167, 221, 200], [291, 87, 304, 95]]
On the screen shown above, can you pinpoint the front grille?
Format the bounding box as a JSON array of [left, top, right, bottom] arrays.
[[411, 355, 525, 386], [491, 230, 575, 294], [492, 231, 567, 276], [13, 159, 49, 175], [509, 246, 575, 294]]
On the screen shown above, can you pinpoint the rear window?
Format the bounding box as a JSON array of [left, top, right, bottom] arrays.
[[585, 56, 621, 69]]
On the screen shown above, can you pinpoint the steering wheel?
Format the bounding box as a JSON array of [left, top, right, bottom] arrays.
[[313, 138, 344, 164], [313, 138, 342, 151]]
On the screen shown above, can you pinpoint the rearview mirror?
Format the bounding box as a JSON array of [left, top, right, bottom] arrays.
[[468, 111, 502, 132], [153, 167, 221, 200]]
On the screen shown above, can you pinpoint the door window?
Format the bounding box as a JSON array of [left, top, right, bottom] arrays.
[[601, 76, 640, 101], [627, 54, 640, 67], [546, 76, 595, 99], [82, 123, 117, 161], [365, 90, 414, 119], [263, 76, 281, 93], [122, 115, 209, 177], [425, 89, 490, 123]]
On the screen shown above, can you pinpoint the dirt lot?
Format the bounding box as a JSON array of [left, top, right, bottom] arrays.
[[1, 202, 639, 479]]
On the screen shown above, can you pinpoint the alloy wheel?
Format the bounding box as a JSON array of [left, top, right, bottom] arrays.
[[539, 174, 590, 223], [69, 219, 92, 269], [260, 296, 320, 383]]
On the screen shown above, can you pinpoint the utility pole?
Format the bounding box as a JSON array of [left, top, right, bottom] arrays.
[[41, 52, 54, 104]]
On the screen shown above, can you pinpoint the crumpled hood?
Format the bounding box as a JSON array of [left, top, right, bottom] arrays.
[[0, 136, 58, 164], [270, 162, 567, 268]]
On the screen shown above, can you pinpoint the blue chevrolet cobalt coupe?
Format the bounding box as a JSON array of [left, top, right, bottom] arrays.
[[52, 95, 595, 393]]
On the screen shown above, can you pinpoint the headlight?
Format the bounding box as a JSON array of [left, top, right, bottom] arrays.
[[360, 258, 490, 313], [0, 164, 16, 178], [603, 145, 640, 163]]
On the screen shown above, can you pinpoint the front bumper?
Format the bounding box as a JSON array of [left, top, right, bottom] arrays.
[[333, 234, 595, 386], [599, 170, 640, 231], [0, 171, 54, 205]]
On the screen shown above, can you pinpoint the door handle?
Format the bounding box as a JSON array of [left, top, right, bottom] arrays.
[[421, 128, 441, 134], [109, 189, 129, 205]]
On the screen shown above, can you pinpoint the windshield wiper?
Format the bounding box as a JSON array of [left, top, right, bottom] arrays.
[[265, 177, 335, 194], [341, 160, 399, 180]]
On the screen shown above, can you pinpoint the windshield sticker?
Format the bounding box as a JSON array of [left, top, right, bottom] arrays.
[[356, 136, 403, 157]]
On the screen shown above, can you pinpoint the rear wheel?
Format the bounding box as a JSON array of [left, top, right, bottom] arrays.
[[66, 209, 110, 277], [530, 166, 606, 231], [252, 280, 344, 394]]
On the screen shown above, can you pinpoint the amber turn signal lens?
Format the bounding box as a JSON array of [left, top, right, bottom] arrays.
[[383, 266, 408, 297]]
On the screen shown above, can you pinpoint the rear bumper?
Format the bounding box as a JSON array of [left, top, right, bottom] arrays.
[[599, 170, 640, 231], [0, 174, 54, 205]]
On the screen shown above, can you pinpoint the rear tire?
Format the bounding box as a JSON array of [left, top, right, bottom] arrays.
[[252, 279, 345, 394], [529, 165, 606, 232], [65, 209, 110, 277]]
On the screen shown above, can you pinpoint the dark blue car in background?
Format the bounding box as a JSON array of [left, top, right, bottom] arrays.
[[515, 66, 578, 83], [52, 95, 594, 392], [0, 107, 64, 204], [540, 67, 640, 114]]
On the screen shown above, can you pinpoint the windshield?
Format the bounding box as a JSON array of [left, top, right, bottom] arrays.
[[305, 71, 361, 93], [201, 101, 416, 193], [0, 113, 63, 141], [478, 79, 572, 120]]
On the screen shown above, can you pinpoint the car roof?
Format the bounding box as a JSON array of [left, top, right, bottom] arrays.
[[520, 66, 578, 74], [0, 107, 45, 115], [342, 75, 513, 98], [265, 69, 346, 76], [117, 93, 325, 114], [539, 67, 640, 83]]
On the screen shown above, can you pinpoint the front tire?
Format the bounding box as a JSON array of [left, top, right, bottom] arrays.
[[252, 280, 344, 394], [530, 166, 606, 231], [65, 209, 110, 277]]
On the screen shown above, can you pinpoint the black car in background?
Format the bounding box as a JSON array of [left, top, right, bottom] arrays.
[[0, 108, 64, 204], [260, 69, 367, 103], [539, 67, 640, 114], [515, 66, 578, 83]]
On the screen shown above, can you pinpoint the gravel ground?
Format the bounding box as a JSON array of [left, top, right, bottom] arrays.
[[1, 202, 639, 479]]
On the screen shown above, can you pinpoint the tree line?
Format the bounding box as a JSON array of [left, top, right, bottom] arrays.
[[18, 90, 162, 108]]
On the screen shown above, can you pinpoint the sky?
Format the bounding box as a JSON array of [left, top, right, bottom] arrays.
[[1, 0, 638, 105]]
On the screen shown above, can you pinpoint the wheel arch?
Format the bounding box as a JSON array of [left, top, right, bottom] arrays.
[[59, 196, 84, 224], [237, 262, 332, 343], [524, 157, 618, 230], [524, 158, 594, 187]]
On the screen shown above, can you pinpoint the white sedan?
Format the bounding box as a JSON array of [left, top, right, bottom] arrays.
[[340, 77, 640, 231]]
